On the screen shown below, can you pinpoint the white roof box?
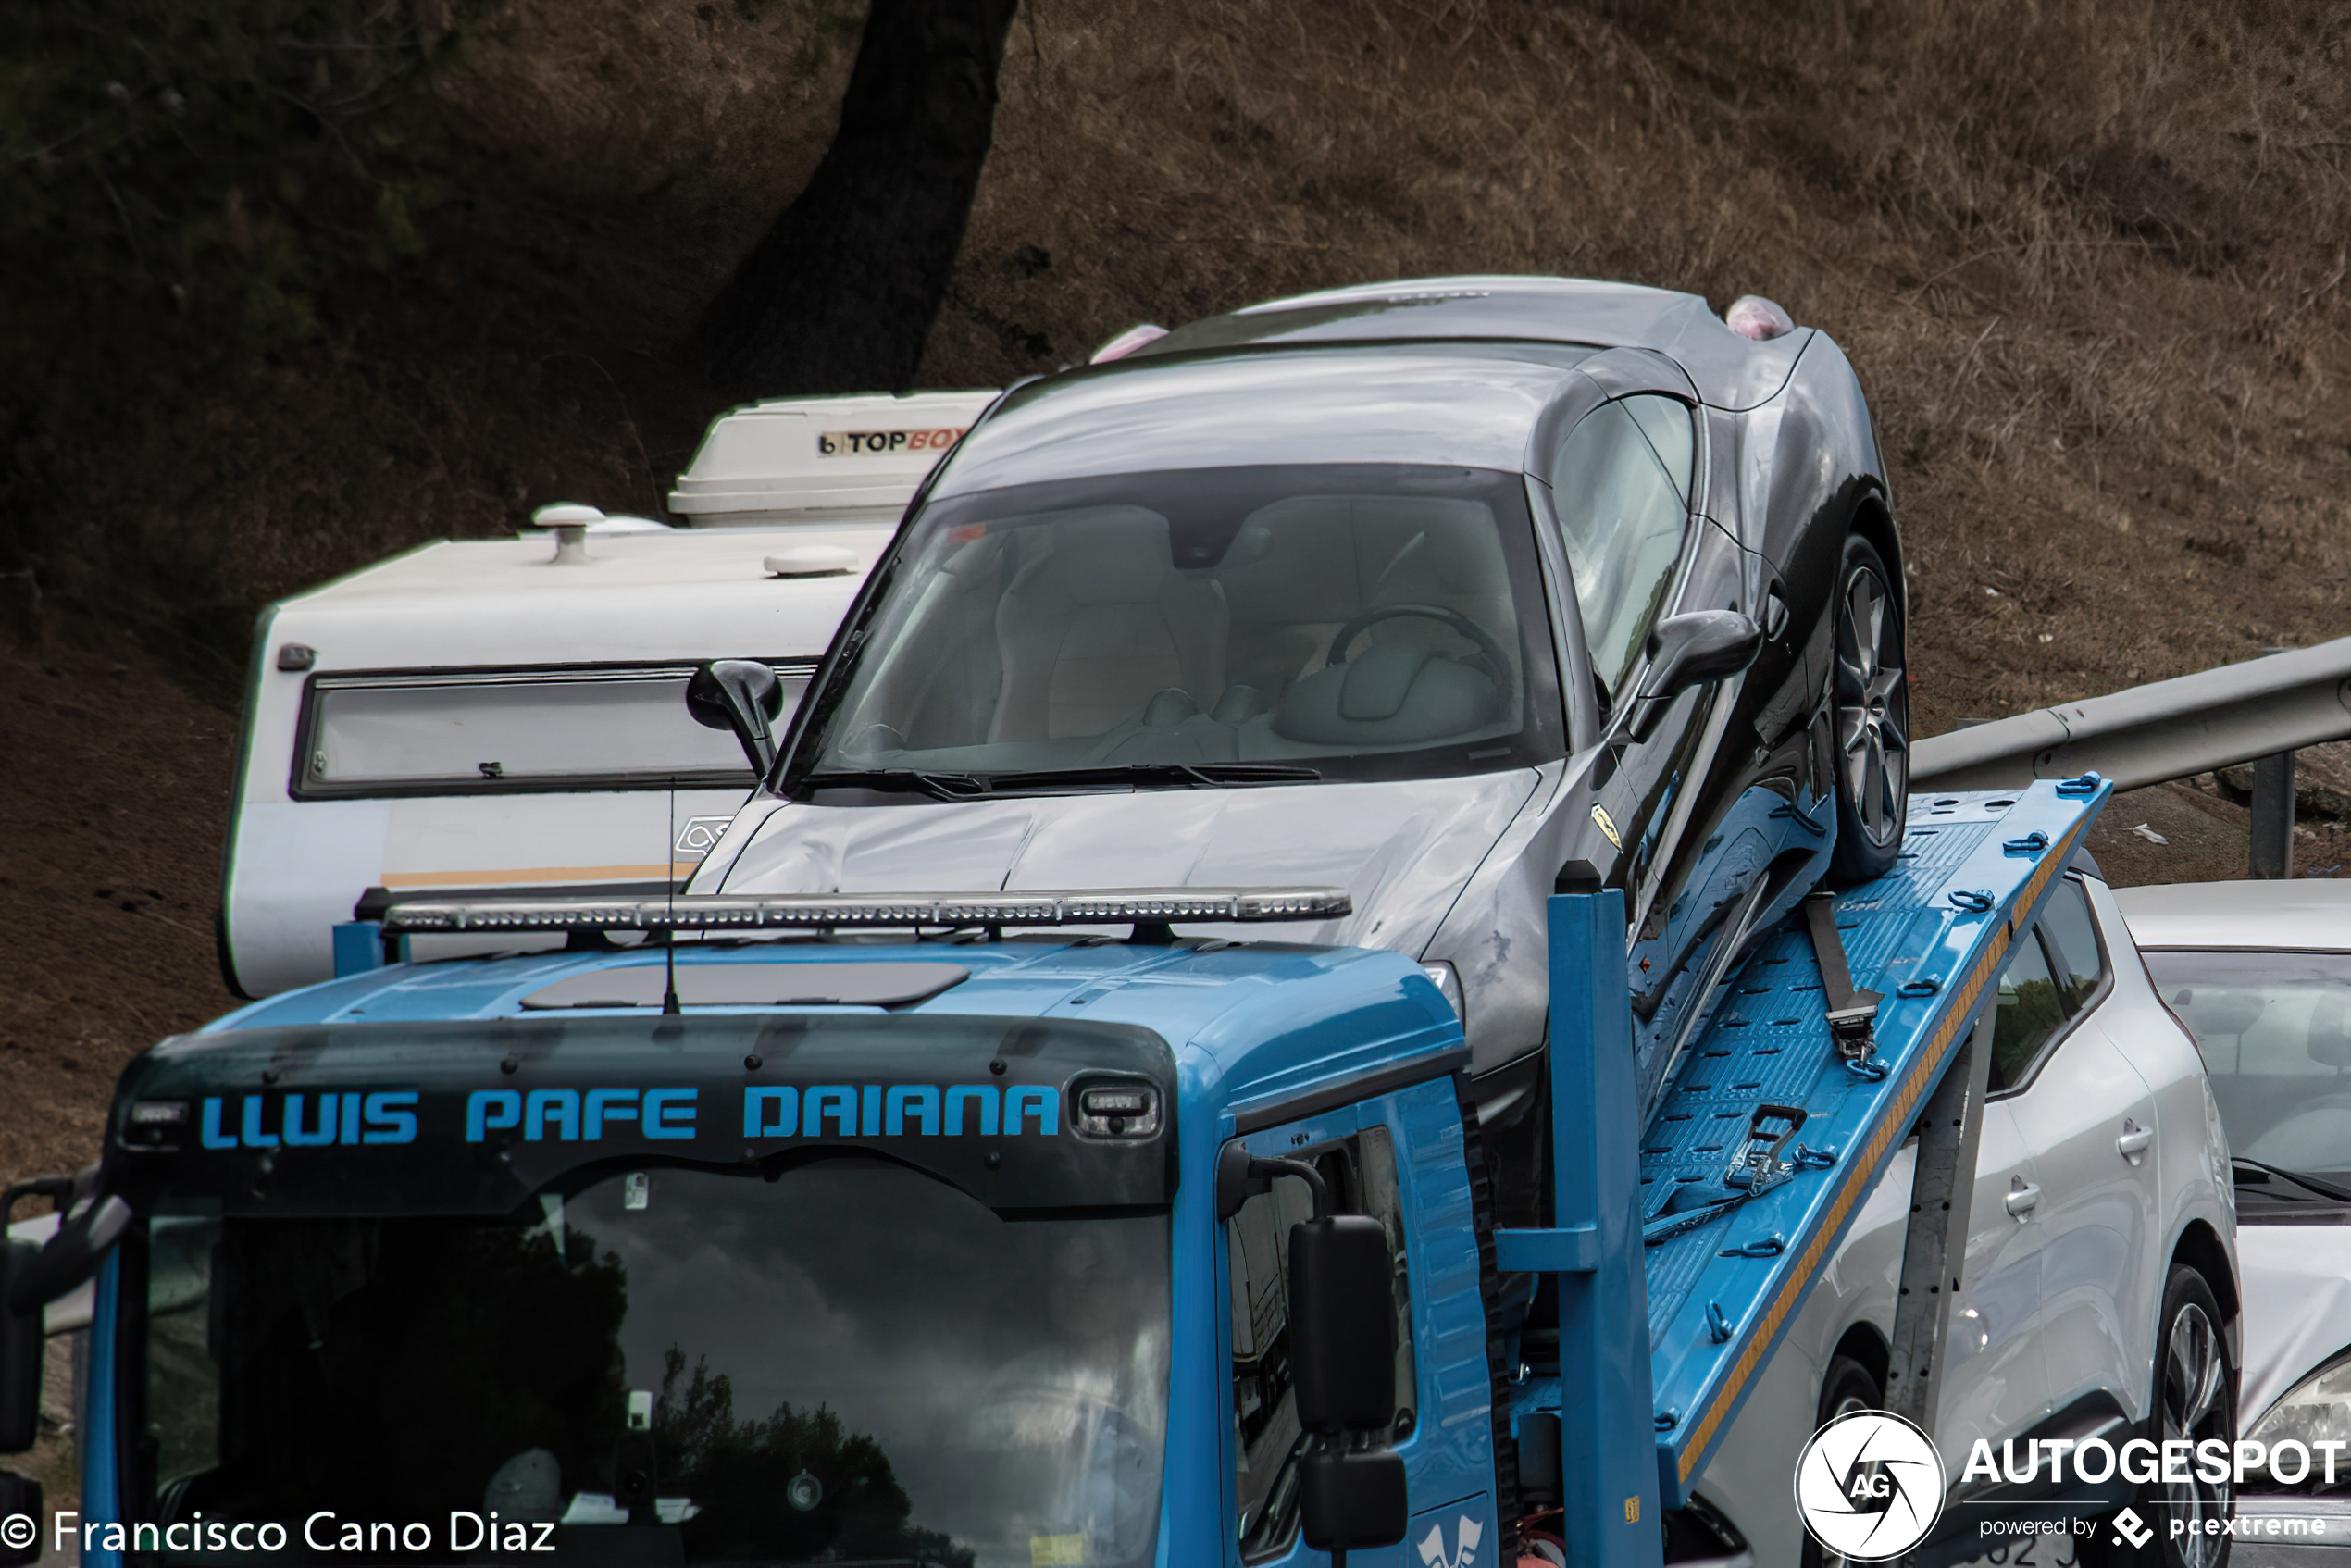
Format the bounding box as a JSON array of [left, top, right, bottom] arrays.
[[668, 389, 999, 527]]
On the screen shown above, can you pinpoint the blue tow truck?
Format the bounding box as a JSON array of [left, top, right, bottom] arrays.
[[0, 778, 2108, 1568]]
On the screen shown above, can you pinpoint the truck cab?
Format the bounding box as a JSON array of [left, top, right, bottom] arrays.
[[39, 933, 1492, 1567]]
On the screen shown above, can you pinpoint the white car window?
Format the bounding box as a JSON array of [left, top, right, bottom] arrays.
[[1987, 928, 2071, 1093], [2035, 878, 2108, 1003]]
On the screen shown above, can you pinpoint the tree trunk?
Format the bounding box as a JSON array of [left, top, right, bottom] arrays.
[[699, 0, 1020, 397]]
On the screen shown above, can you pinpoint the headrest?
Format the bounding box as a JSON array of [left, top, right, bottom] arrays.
[[1375, 512, 1509, 601], [2309, 995, 2351, 1069], [2173, 987, 2264, 1039], [1039, 510, 1176, 605]]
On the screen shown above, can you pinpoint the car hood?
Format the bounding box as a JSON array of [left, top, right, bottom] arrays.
[[2237, 1223, 2351, 1427], [710, 771, 1545, 956]]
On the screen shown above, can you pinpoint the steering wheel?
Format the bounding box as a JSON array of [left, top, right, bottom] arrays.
[[1326, 603, 1511, 692]]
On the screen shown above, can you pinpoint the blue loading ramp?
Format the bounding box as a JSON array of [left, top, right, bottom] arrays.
[[1498, 777, 2112, 1568]]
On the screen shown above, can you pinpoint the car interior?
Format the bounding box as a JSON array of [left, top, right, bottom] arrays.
[[822, 482, 1541, 773], [2146, 952, 2351, 1176]]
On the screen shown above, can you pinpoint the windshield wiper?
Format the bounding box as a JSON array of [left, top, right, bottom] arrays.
[[977, 762, 1324, 790], [806, 762, 1321, 800], [802, 767, 990, 802], [2233, 1155, 2351, 1204]]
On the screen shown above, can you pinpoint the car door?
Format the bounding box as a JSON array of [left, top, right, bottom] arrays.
[[1940, 1095, 2054, 1462], [1995, 884, 2160, 1431]]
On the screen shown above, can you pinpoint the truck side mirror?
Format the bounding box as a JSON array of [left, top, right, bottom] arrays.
[[6, 1196, 131, 1320], [687, 660, 785, 779], [0, 1240, 42, 1455], [1628, 611, 1761, 740], [1288, 1214, 1408, 1555], [0, 1470, 39, 1564], [1300, 1447, 1408, 1555], [1289, 1215, 1396, 1431]]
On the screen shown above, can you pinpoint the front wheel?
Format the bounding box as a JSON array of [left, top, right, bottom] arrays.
[[1826, 533, 1909, 884], [1799, 1354, 1885, 1568], [2081, 1267, 2236, 1568]]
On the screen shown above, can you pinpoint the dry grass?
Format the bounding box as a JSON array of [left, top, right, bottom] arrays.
[[8, 0, 2347, 714], [928, 0, 2351, 727], [5, 0, 2351, 1193]]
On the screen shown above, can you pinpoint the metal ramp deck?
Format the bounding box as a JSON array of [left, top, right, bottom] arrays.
[[1498, 777, 2112, 1568]]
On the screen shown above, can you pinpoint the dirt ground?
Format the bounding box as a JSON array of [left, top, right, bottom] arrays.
[[6, 0, 2351, 1193]]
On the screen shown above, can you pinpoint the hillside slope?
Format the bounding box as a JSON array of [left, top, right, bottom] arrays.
[[3, 0, 2347, 1193]]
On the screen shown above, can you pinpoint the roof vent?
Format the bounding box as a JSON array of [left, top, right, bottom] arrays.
[[530, 503, 604, 565], [1724, 296, 1797, 342], [765, 544, 862, 578]]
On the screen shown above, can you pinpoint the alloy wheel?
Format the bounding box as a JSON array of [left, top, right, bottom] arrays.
[[1820, 1392, 1876, 1568], [1835, 565, 1909, 847], [2161, 1300, 2232, 1567]]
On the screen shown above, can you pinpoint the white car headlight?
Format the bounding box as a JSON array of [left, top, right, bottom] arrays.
[[2245, 1350, 2351, 1490]]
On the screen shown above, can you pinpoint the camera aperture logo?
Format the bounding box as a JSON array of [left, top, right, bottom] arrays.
[[1795, 1410, 1947, 1561]]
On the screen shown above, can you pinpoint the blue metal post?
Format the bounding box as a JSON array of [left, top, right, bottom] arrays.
[[332, 920, 385, 977], [1549, 890, 1663, 1568]]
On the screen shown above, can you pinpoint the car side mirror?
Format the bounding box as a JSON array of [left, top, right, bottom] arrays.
[[687, 660, 785, 778], [1627, 610, 1762, 740], [0, 1239, 41, 1456], [0, 1471, 39, 1564]]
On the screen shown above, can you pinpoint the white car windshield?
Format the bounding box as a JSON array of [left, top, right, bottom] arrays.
[[791, 464, 1565, 794], [2144, 949, 2351, 1182]]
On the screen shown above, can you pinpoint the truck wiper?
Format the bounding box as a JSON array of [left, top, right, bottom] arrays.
[[2232, 1155, 2351, 1204], [802, 767, 990, 802]]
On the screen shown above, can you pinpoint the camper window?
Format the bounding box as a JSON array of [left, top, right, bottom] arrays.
[[295, 664, 814, 797]]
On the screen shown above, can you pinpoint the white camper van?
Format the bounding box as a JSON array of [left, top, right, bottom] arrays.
[[218, 389, 996, 997]]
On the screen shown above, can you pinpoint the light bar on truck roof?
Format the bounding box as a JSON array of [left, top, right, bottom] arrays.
[[377, 886, 1352, 935]]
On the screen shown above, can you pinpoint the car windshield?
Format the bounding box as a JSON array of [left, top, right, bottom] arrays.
[[793, 464, 1562, 791], [139, 1161, 1169, 1567], [2143, 948, 2351, 1182]]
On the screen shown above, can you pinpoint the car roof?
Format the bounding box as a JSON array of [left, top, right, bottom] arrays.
[[934, 346, 1586, 494], [2113, 878, 2351, 951], [1137, 275, 1815, 411]]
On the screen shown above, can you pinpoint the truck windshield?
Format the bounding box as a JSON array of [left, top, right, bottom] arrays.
[[2143, 949, 2351, 1184], [792, 463, 1562, 793], [138, 1160, 1169, 1568]]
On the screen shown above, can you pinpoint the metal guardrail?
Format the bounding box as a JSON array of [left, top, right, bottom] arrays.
[[1910, 636, 2351, 878], [1910, 636, 2351, 792]]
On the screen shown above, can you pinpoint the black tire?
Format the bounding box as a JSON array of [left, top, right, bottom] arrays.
[[1826, 533, 1910, 885], [1799, 1354, 1886, 1568], [2080, 1268, 2235, 1568]]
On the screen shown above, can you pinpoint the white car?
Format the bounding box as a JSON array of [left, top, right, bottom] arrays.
[[1700, 860, 2241, 1567], [2117, 879, 2351, 1525]]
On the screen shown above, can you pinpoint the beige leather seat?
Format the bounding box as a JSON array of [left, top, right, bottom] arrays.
[[990, 510, 1228, 741]]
